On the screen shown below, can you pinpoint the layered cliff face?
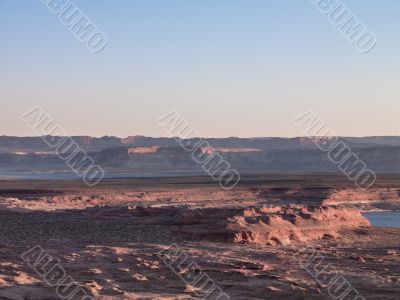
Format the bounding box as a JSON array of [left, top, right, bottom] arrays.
[[2, 145, 400, 177], [3, 135, 400, 153], [1, 136, 400, 177], [93, 147, 129, 166]]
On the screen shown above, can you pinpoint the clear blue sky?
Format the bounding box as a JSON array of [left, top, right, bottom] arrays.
[[0, 0, 399, 137]]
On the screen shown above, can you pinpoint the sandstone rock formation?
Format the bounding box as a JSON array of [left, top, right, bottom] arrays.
[[227, 206, 370, 245], [82, 204, 370, 246]]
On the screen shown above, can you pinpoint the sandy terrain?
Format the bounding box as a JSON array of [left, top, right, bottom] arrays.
[[0, 174, 399, 299]]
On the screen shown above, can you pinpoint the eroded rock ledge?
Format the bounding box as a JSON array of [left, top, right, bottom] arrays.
[[82, 204, 370, 245]]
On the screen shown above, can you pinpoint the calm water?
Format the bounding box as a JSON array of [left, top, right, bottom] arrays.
[[363, 211, 400, 228]]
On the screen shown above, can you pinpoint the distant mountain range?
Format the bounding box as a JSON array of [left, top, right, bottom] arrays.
[[1, 135, 400, 179], [2, 135, 400, 153]]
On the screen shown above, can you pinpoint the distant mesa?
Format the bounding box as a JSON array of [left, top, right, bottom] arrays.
[[1, 135, 400, 178]]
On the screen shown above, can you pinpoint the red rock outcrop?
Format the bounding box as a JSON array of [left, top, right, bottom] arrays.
[[82, 204, 370, 245], [227, 205, 370, 245]]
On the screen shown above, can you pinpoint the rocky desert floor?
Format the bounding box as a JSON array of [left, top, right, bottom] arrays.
[[0, 174, 399, 299]]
